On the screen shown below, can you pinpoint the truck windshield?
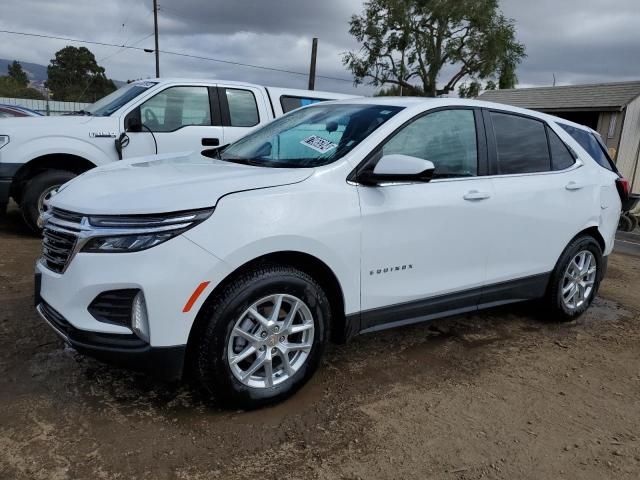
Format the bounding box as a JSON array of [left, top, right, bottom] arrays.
[[220, 103, 403, 168], [86, 81, 158, 117]]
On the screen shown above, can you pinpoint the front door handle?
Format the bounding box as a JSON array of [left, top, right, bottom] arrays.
[[463, 190, 491, 201], [565, 181, 584, 191], [202, 137, 220, 147]]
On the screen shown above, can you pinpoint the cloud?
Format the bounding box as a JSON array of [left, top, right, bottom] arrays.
[[0, 0, 638, 97]]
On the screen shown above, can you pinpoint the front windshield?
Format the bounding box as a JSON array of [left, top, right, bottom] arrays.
[[220, 103, 403, 168], [86, 81, 158, 117]]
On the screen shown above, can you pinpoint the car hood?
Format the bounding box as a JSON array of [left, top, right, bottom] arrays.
[[50, 152, 314, 215]]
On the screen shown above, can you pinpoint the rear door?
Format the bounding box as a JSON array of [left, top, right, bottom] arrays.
[[123, 85, 224, 158], [482, 110, 596, 297]]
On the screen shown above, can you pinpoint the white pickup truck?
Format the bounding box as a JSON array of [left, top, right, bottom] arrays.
[[0, 78, 355, 230]]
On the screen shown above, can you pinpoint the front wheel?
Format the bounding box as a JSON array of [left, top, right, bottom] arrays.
[[20, 170, 77, 233], [546, 236, 603, 321], [195, 264, 330, 409]]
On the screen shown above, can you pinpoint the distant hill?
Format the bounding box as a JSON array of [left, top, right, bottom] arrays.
[[0, 58, 125, 86], [0, 58, 48, 81]]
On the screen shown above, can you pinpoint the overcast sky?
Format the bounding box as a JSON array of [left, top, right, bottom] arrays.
[[1, 0, 639, 96]]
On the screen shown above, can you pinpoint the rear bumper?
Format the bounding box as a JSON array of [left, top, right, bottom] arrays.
[[36, 301, 186, 380]]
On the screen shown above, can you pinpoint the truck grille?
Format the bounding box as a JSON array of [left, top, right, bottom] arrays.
[[41, 208, 84, 274]]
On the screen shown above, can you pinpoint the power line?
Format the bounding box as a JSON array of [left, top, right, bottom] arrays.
[[0, 29, 354, 83]]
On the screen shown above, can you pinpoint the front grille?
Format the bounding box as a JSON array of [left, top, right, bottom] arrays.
[[41, 208, 84, 273], [88, 289, 138, 326], [50, 207, 83, 223]]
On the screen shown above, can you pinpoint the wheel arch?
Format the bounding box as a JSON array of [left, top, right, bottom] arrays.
[[10, 154, 97, 202], [574, 226, 606, 253], [184, 250, 350, 373]]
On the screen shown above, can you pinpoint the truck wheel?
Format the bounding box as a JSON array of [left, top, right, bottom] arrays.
[[21, 170, 77, 233], [195, 264, 330, 409], [545, 236, 603, 321], [618, 214, 633, 232]]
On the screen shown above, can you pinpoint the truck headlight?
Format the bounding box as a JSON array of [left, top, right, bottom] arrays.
[[81, 208, 214, 253], [0, 135, 9, 149]]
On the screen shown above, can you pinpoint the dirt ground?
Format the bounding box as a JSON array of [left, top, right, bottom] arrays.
[[1, 205, 639, 480]]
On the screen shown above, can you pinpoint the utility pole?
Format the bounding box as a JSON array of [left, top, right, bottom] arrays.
[[308, 37, 318, 90], [153, 0, 160, 77]]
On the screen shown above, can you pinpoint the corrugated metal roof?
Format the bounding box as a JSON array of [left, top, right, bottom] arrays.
[[478, 81, 640, 111]]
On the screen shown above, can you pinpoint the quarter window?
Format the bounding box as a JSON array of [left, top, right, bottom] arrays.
[[490, 112, 550, 174], [225, 89, 259, 127], [382, 109, 478, 178], [558, 123, 615, 171], [280, 96, 326, 113], [139, 86, 211, 132], [547, 128, 575, 171]]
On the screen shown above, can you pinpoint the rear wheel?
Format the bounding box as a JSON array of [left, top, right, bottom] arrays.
[[546, 236, 603, 321], [20, 170, 76, 233], [195, 264, 330, 409]]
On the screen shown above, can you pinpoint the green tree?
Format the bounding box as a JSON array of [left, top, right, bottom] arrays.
[[343, 0, 526, 97], [0, 77, 45, 99], [46, 46, 117, 102], [7, 60, 28, 87]]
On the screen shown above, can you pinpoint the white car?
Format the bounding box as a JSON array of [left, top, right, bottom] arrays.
[[0, 78, 355, 231], [35, 97, 626, 408]]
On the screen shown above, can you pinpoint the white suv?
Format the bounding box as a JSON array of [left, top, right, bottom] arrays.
[[36, 98, 624, 408]]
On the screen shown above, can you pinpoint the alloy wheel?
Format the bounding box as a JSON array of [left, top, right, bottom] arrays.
[[227, 294, 315, 388], [561, 250, 597, 311]]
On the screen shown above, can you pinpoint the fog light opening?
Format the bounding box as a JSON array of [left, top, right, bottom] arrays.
[[131, 291, 150, 343]]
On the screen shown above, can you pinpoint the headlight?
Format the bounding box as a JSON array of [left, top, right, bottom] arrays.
[[81, 208, 213, 253], [0, 135, 9, 149]]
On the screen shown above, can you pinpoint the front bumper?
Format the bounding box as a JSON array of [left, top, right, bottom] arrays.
[[0, 162, 20, 212], [36, 300, 186, 380], [35, 233, 233, 378]]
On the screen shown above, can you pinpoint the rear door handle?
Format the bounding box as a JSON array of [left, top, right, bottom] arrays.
[[565, 181, 584, 191], [202, 137, 220, 147], [463, 190, 491, 201]]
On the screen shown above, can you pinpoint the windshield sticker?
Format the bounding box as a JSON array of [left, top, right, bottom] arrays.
[[300, 135, 338, 154]]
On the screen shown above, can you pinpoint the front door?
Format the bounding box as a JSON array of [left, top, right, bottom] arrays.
[[358, 108, 493, 331], [123, 85, 224, 159]]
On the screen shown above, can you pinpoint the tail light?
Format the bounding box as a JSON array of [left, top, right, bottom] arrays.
[[616, 176, 630, 202]]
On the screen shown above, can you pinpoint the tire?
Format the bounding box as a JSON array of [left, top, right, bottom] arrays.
[[546, 236, 603, 321], [195, 264, 330, 409], [618, 214, 633, 232], [629, 214, 639, 232], [20, 170, 77, 233]]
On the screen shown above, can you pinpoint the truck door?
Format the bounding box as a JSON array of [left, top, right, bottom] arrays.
[[217, 85, 272, 145], [121, 85, 224, 159]]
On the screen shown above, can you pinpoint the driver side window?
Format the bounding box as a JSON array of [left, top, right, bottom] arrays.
[[139, 86, 211, 132], [383, 109, 478, 178]]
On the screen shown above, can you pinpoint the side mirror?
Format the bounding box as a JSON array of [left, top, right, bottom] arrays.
[[358, 154, 435, 186], [125, 109, 142, 132]]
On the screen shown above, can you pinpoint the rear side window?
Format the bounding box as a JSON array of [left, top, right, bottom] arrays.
[[225, 88, 259, 127], [558, 123, 614, 171], [490, 112, 550, 174], [547, 128, 576, 171], [280, 96, 326, 113]]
